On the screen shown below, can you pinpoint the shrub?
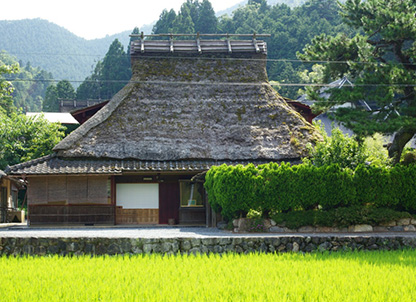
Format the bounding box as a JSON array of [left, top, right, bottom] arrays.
[[270, 207, 413, 229], [204, 164, 261, 221], [401, 150, 416, 166], [204, 162, 416, 221], [305, 124, 367, 169]]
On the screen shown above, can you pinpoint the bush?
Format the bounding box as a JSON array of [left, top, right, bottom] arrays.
[[204, 164, 261, 221], [305, 124, 367, 169], [204, 162, 416, 221], [270, 207, 413, 229], [402, 150, 416, 165]]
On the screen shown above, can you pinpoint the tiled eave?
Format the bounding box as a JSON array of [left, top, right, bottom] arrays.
[[5, 154, 286, 176]]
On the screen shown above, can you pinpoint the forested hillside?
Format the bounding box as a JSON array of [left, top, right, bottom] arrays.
[[1, 0, 354, 110], [0, 19, 132, 82], [0, 51, 52, 111]]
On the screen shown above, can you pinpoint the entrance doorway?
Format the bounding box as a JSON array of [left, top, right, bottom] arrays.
[[116, 183, 159, 224]]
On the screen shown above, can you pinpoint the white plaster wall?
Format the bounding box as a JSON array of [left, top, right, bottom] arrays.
[[116, 184, 159, 209]]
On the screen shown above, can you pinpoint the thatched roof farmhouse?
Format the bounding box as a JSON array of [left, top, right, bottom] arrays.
[[7, 34, 318, 226]]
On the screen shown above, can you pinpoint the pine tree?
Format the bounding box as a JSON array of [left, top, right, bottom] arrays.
[[298, 0, 416, 164]]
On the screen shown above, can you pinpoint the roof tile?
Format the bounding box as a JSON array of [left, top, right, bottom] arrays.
[[6, 154, 282, 175]]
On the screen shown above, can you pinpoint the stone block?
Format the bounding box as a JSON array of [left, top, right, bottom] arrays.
[[218, 238, 231, 245], [23, 245, 34, 255], [217, 221, 228, 230], [315, 227, 334, 233], [404, 225, 416, 232], [389, 226, 404, 232], [270, 219, 277, 226], [373, 226, 388, 232], [143, 244, 153, 254], [232, 238, 243, 245], [131, 246, 143, 254], [107, 244, 121, 255], [119, 240, 131, 252], [263, 219, 272, 229], [181, 240, 192, 251], [298, 226, 315, 233], [292, 242, 300, 252], [189, 247, 201, 255], [161, 242, 173, 253], [318, 242, 332, 252], [397, 218, 411, 226], [237, 218, 251, 232], [190, 238, 201, 247], [350, 225, 373, 232], [269, 226, 285, 233], [213, 245, 223, 253]]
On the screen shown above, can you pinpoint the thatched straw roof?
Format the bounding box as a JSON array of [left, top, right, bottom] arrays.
[[53, 38, 317, 162]]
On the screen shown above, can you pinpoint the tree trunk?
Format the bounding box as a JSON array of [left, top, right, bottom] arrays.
[[388, 129, 416, 165]]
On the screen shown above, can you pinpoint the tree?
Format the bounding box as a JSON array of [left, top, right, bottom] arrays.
[[195, 0, 217, 33], [0, 112, 65, 169], [56, 80, 75, 100], [152, 9, 177, 34], [99, 39, 131, 99], [76, 61, 103, 101], [0, 59, 18, 115], [43, 80, 75, 112], [43, 84, 59, 112], [172, 4, 195, 34], [304, 122, 390, 169], [298, 0, 416, 164]]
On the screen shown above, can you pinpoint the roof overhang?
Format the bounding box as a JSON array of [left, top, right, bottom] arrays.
[[6, 154, 298, 176]]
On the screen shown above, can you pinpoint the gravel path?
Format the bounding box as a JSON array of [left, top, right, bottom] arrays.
[[1, 225, 416, 238]]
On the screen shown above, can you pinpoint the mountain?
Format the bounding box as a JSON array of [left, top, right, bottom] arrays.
[[0, 19, 133, 83], [0, 1, 304, 83]]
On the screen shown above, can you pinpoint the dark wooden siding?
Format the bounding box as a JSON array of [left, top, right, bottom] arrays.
[[159, 182, 180, 224], [28, 176, 110, 205], [27, 176, 112, 225], [28, 205, 115, 225]]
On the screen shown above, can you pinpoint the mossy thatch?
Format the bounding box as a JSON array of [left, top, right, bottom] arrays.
[[54, 46, 318, 161]]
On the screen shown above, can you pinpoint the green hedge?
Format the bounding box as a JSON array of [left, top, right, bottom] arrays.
[[204, 163, 416, 221]]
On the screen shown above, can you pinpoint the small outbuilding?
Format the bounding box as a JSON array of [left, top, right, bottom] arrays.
[[0, 170, 24, 223], [7, 34, 318, 226]]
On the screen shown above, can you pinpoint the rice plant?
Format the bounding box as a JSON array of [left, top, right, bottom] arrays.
[[0, 250, 415, 301]]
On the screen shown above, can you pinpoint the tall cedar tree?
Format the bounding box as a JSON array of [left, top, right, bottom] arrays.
[[43, 80, 75, 112], [298, 0, 416, 164], [76, 39, 130, 101], [100, 39, 131, 99]]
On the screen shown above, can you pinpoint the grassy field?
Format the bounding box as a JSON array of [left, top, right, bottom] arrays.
[[1, 250, 416, 301]]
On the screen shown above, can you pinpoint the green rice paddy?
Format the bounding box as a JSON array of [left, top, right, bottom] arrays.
[[1, 250, 415, 301]]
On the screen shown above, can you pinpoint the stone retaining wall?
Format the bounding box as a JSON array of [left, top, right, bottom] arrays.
[[232, 218, 416, 233], [1, 236, 416, 256]]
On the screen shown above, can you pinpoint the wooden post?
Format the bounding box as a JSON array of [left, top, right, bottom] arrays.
[[111, 176, 116, 225]]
